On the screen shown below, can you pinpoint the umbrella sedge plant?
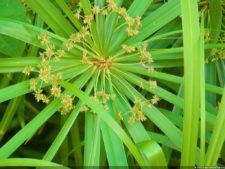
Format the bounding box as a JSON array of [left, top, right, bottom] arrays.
[[0, 0, 224, 168]]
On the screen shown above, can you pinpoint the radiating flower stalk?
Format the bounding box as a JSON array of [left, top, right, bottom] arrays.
[[23, 0, 160, 124]]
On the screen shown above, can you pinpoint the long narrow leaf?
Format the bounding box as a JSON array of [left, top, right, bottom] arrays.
[[180, 0, 201, 166], [205, 88, 225, 165]]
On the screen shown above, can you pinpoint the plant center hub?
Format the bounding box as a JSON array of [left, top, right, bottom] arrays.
[[93, 59, 113, 69]]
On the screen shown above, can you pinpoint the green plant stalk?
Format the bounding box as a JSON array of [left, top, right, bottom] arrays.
[[180, 0, 201, 166], [205, 88, 225, 165], [207, 0, 222, 42], [26, 0, 75, 37], [71, 121, 83, 166], [200, 12, 206, 166], [55, 0, 82, 30], [83, 71, 101, 166], [0, 96, 22, 142], [80, 0, 101, 51], [103, 0, 122, 55], [0, 75, 25, 142], [205, 0, 222, 106], [27, 15, 44, 57], [0, 73, 12, 89], [100, 82, 128, 166], [0, 99, 61, 159], [0, 158, 68, 168], [84, 112, 101, 166], [60, 116, 69, 166], [216, 60, 225, 87]]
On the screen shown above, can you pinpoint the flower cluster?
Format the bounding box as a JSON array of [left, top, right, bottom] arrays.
[[23, 33, 75, 115], [129, 105, 146, 124], [21, 0, 160, 124], [67, 0, 79, 11], [207, 48, 225, 63], [126, 95, 160, 124], [122, 45, 136, 53], [121, 42, 154, 69], [60, 95, 74, 115], [119, 41, 160, 123], [92, 92, 116, 111], [74, 0, 142, 37], [107, 0, 142, 36], [206, 33, 225, 63]]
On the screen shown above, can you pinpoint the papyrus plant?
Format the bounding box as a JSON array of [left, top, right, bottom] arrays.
[[0, 0, 224, 168]]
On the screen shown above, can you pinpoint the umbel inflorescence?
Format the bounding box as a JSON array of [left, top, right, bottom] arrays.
[[23, 0, 160, 124]]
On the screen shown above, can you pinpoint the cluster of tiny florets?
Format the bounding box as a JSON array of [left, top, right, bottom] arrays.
[[74, 0, 142, 37], [118, 95, 160, 124], [129, 105, 146, 124], [205, 33, 225, 63], [107, 0, 142, 36], [119, 41, 160, 124], [122, 45, 136, 53], [206, 48, 225, 63], [121, 42, 154, 69], [60, 95, 74, 115], [126, 94, 160, 124], [23, 33, 75, 115], [92, 92, 116, 111]]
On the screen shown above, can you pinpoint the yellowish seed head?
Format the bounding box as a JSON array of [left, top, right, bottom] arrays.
[[51, 85, 61, 98], [92, 6, 100, 14], [23, 66, 33, 76]]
